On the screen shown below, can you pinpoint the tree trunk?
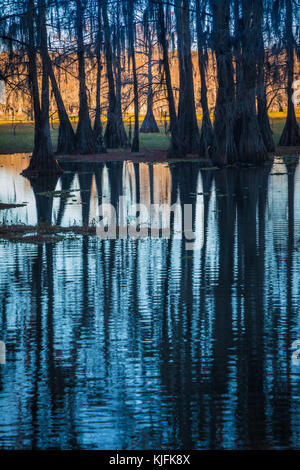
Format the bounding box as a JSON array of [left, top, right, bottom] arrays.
[[140, 31, 159, 133], [257, 0, 275, 152], [279, 0, 300, 146], [112, 5, 128, 147], [175, 0, 199, 153], [27, 0, 41, 153], [113, 42, 128, 146], [233, 0, 244, 148], [210, 0, 237, 166], [102, 0, 128, 148], [46, 54, 77, 155], [157, 0, 185, 158], [75, 0, 105, 154], [93, 0, 106, 153], [127, 1, 139, 153], [22, 0, 62, 177], [131, 49, 140, 152], [238, 0, 268, 164], [195, 0, 215, 159], [94, 47, 103, 136]]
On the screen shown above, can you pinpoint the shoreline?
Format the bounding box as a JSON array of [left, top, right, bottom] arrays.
[[0, 146, 299, 164], [56, 146, 300, 164]]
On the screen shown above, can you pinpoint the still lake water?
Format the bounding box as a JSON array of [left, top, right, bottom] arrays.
[[0, 154, 300, 450]]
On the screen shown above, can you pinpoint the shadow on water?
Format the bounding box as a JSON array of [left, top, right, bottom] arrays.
[[0, 155, 300, 449]]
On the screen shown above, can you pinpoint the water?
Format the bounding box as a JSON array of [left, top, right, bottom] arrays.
[[0, 153, 300, 450]]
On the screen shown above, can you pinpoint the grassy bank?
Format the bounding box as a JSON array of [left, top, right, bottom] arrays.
[[0, 116, 298, 155], [0, 121, 170, 154]]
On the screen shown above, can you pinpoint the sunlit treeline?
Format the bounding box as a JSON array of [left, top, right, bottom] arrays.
[[0, 0, 299, 174]]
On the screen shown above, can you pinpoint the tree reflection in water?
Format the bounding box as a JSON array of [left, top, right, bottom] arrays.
[[0, 156, 300, 449]]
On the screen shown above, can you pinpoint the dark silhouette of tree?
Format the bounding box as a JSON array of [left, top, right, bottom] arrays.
[[75, 0, 105, 154], [93, 0, 105, 149], [124, 0, 140, 152], [43, 2, 77, 155], [256, 0, 275, 152], [156, 0, 186, 158], [175, 0, 199, 153], [22, 0, 62, 176], [279, 0, 300, 146], [238, 0, 268, 163], [0, 0, 299, 171], [101, 0, 128, 148], [210, 0, 237, 166], [140, 3, 159, 134], [196, 0, 215, 159]]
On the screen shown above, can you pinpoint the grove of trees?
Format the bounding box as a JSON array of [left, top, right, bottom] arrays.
[[0, 0, 299, 176]]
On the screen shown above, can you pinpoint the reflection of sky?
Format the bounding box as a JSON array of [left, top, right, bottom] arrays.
[[0, 154, 37, 224], [0, 156, 175, 229]]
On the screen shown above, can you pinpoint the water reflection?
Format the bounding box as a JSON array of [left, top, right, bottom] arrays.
[[0, 154, 300, 449]]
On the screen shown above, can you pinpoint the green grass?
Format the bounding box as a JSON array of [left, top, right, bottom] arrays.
[[0, 121, 170, 154], [268, 117, 288, 146], [0, 118, 297, 154]]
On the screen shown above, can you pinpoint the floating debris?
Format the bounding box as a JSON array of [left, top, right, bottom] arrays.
[[0, 202, 27, 210]]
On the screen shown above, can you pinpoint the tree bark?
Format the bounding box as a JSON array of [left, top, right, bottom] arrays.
[[175, 0, 199, 153], [27, 0, 41, 153], [127, 0, 139, 152], [94, 46, 103, 137], [279, 0, 300, 146], [257, 0, 275, 152], [112, 5, 128, 147], [75, 0, 105, 154], [210, 0, 237, 166], [113, 37, 128, 146], [22, 0, 62, 177], [131, 48, 140, 152], [93, 0, 105, 153], [140, 28, 159, 133], [46, 54, 77, 155], [238, 0, 268, 164], [102, 0, 128, 148], [157, 0, 185, 158], [195, 0, 215, 159], [233, 0, 243, 148]]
